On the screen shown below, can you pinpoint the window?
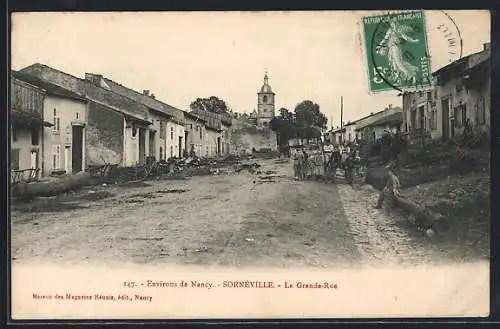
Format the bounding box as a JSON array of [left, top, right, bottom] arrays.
[[170, 127, 174, 140], [427, 92, 432, 101], [190, 124, 193, 129], [159, 121, 166, 139], [159, 147, 163, 160], [52, 145, 61, 170], [263, 95, 268, 103], [454, 104, 467, 127], [76, 112, 80, 120], [53, 108, 60, 133], [12, 127, 17, 142], [461, 104, 467, 126], [476, 97, 486, 125], [199, 127, 202, 140], [31, 126, 39, 146], [11, 149, 20, 170], [456, 78, 463, 92], [432, 109, 438, 130]]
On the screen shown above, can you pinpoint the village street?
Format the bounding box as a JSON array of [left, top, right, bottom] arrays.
[[11, 159, 487, 268]]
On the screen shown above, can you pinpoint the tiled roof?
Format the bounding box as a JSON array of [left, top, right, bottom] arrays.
[[84, 81, 150, 122], [12, 70, 85, 101], [190, 109, 222, 131], [18, 64, 149, 122], [365, 112, 403, 128], [99, 76, 185, 123]]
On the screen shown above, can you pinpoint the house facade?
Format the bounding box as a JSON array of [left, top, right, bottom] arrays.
[[356, 106, 403, 142], [184, 112, 207, 157], [13, 71, 88, 175], [19, 64, 152, 168], [363, 112, 403, 142], [87, 74, 187, 161], [191, 109, 225, 157], [403, 43, 491, 142], [10, 73, 52, 182]]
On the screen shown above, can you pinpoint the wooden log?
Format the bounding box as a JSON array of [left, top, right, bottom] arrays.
[[11, 171, 93, 199], [392, 193, 447, 231]]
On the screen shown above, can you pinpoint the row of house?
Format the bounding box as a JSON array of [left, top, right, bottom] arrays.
[[325, 42, 491, 147], [10, 63, 232, 182], [402, 43, 491, 143], [325, 105, 403, 145]]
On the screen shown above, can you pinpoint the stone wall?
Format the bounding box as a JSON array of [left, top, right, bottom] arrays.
[[230, 118, 277, 155], [86, 102, 124, 166]]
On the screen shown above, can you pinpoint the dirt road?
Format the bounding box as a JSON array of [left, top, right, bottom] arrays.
[[10, 159, 488, 267]]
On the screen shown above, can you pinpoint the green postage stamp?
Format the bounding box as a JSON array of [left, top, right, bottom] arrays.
[[362, 10, 433, 93]]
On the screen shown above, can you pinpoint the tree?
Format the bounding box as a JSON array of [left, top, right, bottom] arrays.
[[190, 96, 230, 114], [293, 100, 327, 142], [294, 100, 327, 129], [270, 108, 296, 147]]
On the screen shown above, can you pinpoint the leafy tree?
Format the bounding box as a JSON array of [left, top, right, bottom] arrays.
[[294, 100, 327, 129], [190, 96, 230, 114]]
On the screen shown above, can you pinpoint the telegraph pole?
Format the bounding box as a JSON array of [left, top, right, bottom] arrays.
[[340, 96, 343, 129]]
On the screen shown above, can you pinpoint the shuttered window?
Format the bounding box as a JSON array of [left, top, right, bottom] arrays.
[[11, 149, 20, 170]]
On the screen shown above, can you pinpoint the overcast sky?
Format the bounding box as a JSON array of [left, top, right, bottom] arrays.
[[11, 10, 490, 128]]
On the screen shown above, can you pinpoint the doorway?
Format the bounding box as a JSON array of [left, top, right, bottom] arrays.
[[139, 128, 146, 164], [441, 98, 450, 141], [217, 137, 222, 156], [64, 146, 71, 173], [149, 130, 156, 159], [30, 150, 39, 170], [72, 125, 84, 173], [178, 136, 183, 157]]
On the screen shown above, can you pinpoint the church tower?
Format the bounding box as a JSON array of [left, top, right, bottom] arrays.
[[257, 71, 275, 128]]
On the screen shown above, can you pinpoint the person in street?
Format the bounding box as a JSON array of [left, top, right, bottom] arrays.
[[327, 147, 341, 182], [375, 161, 401, 209], [292, 148, 302, 180], [301, 149, 309, 180]]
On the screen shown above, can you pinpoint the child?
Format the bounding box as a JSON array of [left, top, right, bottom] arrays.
[[375, 161, 401, 209]]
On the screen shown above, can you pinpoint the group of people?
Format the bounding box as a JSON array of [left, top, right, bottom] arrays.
[[292, 144, 362, 183]]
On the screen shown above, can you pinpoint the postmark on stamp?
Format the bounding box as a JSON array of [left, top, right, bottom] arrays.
[[362, 10, 432, 93]]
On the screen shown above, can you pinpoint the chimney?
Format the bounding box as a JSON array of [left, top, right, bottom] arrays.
[[484, 43, 491, 51], [143, 90, 150, 96], [85, 73, 103, 85], [150, 94, 155, 99]]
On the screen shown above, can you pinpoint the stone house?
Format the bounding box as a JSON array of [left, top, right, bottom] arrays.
[[220, 113, 233, 156], [19, 64, 152, 168], [361, 112, 403, 143], [342, 122, 357, 143], [184, 111, 207, 157], [10, 72, 53, 182], [13, 71, 88, 175], [402, 43, 491, 142], [190, 109, 225, 157], [87, 74, 187, 161], [355, 106, 403, 142]]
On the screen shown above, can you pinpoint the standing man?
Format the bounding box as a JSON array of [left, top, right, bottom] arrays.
[[375, 161, 401, 209]]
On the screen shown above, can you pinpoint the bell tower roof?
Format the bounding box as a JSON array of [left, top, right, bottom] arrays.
[[259, 70, 274, 94]]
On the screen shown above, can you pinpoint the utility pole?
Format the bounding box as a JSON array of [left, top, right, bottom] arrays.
[[340, 96, 343, 129]]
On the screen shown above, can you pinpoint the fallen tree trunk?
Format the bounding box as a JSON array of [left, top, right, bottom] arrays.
[[366, 166, 447, 231], [392, 193, 447, 230], [11, 171, 94, 199]]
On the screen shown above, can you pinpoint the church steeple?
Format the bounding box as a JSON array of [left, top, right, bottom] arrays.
[[256, 69, 275, 128]]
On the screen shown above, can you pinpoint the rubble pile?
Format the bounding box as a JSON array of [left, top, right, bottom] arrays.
[[88, 154, 262, 184]]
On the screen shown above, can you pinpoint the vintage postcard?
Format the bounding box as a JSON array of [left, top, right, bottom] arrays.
[[9, 10, 491, 320]]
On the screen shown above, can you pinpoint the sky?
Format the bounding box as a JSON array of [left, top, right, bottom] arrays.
[[11, 10, 490, 128]]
